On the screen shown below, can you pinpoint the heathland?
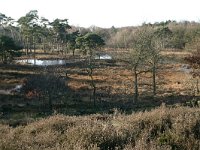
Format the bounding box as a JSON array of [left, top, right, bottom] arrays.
[[0, 11, 200, 150]]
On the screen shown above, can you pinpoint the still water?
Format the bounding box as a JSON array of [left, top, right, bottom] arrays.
[[16, 59, 67, 66], [95, 54, 112, 60], [16, 54, 112, 66]]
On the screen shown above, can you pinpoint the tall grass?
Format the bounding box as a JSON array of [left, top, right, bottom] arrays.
[[0, 105, 200, 150]]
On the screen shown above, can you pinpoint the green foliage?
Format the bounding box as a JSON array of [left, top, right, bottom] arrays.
[[18, 10, 39, 34], [154, 26, 173, 48], [50, 18, 71, 41], [4, 10, 200, 51], [84, 33, 105, 49], [76, 33, 104, 107], [0, 35, 21, 63], [76, 33, 105, 55], [0, 13, 7, 28], [66, 31, 80, 55], [170, 27, 186, 49]]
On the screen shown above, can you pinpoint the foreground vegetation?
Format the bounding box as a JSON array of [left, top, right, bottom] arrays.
[[0, 106, 200, 150]]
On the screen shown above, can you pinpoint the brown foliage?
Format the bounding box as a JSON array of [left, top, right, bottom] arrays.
[[0, 106, 200, 150]]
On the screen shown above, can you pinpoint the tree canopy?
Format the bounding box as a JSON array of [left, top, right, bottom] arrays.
[[0, 35, 21, 63], [76, 33, 105, 55]]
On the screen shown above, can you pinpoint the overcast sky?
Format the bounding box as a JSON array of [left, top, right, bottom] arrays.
[[0, 0, 200, 28]]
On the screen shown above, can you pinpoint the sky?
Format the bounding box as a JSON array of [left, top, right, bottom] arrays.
[[0, 0, 200, 28]]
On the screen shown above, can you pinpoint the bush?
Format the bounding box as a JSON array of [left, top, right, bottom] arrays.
[[0, 106, 200, 149], [21, 73, 68, 113]]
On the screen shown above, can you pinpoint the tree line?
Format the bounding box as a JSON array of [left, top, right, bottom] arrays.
[[2, 11, 200, 54], [91, 21, 200, 50], [0, 10, 105, 63]]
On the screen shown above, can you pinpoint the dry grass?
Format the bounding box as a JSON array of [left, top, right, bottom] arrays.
[[0, 50, 195, 112], [161, 50, 191, 57], [2, 49, 192, 98], [0, 50, 199, 149], [66, 60, 192, 99], [0, 105, 200, 150]]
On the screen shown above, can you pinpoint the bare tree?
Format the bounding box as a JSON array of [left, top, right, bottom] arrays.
[[129, 27, 152, 103], [149, 26, 172, 95]]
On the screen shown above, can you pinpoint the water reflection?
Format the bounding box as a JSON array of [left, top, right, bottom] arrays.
[[16, 54, 112, 66], [16, 59, 66, 66], [95, 54, 112, 60]]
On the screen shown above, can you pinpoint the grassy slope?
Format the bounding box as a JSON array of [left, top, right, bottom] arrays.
[[0, 106, 200, 150]]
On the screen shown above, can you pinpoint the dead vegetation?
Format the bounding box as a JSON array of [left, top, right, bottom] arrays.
[[0, 50, 199, 120], [0, 105, 200, 150]]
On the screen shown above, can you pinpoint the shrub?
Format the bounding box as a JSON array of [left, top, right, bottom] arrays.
[[21, 73, 68, 113], [0, 106, 200, 150]]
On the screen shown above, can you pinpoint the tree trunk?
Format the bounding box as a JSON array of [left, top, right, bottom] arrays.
[[43, 37, 46, 53], [2, 52, 6, 63], [33, 36, 36, 65], [57, 43, 59, 52], [23, 40, 27, 55], [26, 37, 29, 55], [48, 93, 53, 114], [196, 78, 199, 94], [134, 67, 138, 103], [88, 56, 96, 107], [90, 74, 96, 107], [10, 28, 14, 40], [152, 64, 156, 96], [93, 86, 96, 106]]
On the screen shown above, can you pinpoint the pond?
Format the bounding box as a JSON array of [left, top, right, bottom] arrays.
[[95, 54, 112, 60], [16, 54, 112, 66], [179, 64, 192, 73], [16, 59, 67, 66], [0, 84, 22, 95]]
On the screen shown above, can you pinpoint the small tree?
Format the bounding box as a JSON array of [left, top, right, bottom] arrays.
[[170, 26, 186, 49], [18, 10, 39, 55], [149, 26, 172, 95], [50, 18, 71, 54], [0, 13, 7, 36], [0, 35, 21, 63], [130, 28, 152, 103], [129, 26, 171, 102], [76, 33, 105, 106], [66, 31, 79, 56]]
